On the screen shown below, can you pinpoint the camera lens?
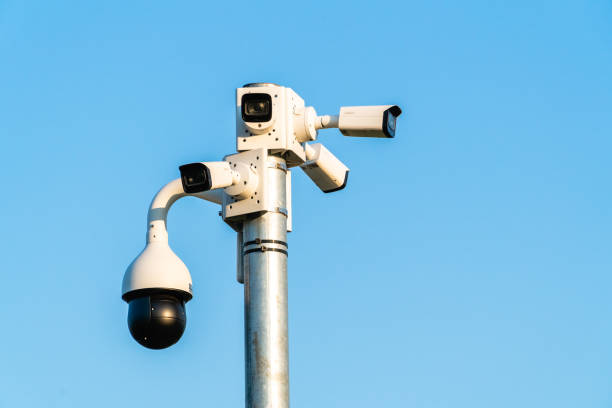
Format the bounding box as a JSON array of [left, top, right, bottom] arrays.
[[127, 293, 186, 349], [241, 93, 273, 122], [179, 163, 212, 193], [245, 100, 269, 115], [382, 106, 402, 138]]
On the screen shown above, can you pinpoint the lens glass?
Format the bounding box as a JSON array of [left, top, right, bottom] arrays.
[[186, 173, 203, 186], [241, 93, 273, 122], [245, 100, 270, 116], [387, 114, 396, 132]]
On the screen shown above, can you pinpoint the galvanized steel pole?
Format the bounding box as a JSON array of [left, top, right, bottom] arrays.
[[242, 155, 290, 408]]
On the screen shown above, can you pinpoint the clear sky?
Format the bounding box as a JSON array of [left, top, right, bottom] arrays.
[[1, 1, 611, 407]]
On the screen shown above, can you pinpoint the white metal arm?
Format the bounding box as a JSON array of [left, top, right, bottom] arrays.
[[315, 115, 339, 130], [146, 178, 223, 244]]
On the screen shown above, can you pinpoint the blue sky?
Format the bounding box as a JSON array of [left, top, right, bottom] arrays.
[[1, 1, 611, 407]]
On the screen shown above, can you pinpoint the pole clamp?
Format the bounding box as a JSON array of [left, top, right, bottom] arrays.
[[244, 238, 288, 247], [243, 238, 288, 256], [243, 246, 288, 256]]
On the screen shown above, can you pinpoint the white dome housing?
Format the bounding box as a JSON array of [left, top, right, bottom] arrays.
[[121, 241, 192, 301]]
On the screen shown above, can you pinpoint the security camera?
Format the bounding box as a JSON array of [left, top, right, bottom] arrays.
[[122, 241, 193, 349], [300, 143, 349, 193], [179, 161, 239, 193], [236, 83, 316, 167], [121, 178, 223, 349], [122, 154, 260, 350], [316, 105, 402, 138]]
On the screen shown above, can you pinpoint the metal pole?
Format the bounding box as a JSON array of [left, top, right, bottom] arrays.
[[242, 155, 289, 408]]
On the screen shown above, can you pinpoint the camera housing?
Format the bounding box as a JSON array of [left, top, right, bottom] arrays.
[[338, 105, 402, 138], [236, 83, 313, 167], [300, 143, 349, 193], [122, 241, 193, 349]]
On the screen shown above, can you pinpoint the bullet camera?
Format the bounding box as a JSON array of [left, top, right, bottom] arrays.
[[337, 105, 402, 138], [179, 161, 239, 194], [301, 143, 349, 193]]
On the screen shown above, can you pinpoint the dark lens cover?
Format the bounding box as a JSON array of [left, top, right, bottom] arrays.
[[241, 93, 273, 122], [382, 105, 402, 138], [179, 163, 212, 193], [128, 294, 186, 349]]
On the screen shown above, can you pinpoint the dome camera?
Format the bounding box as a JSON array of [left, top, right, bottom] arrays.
[[122, 240, 193, 350], [121, 178, 224, 350]]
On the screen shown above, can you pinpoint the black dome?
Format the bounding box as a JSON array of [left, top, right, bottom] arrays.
[[127, 293, 186, 349]]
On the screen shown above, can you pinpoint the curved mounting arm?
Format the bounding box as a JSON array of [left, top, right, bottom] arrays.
[[147, 178, 223, 244]]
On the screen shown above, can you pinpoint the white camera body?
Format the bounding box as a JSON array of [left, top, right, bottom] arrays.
[[236, 83, 318, 168], [122, 241, 193, 300], [338, 105, 401, 138], [300, 143, 349, 193]]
